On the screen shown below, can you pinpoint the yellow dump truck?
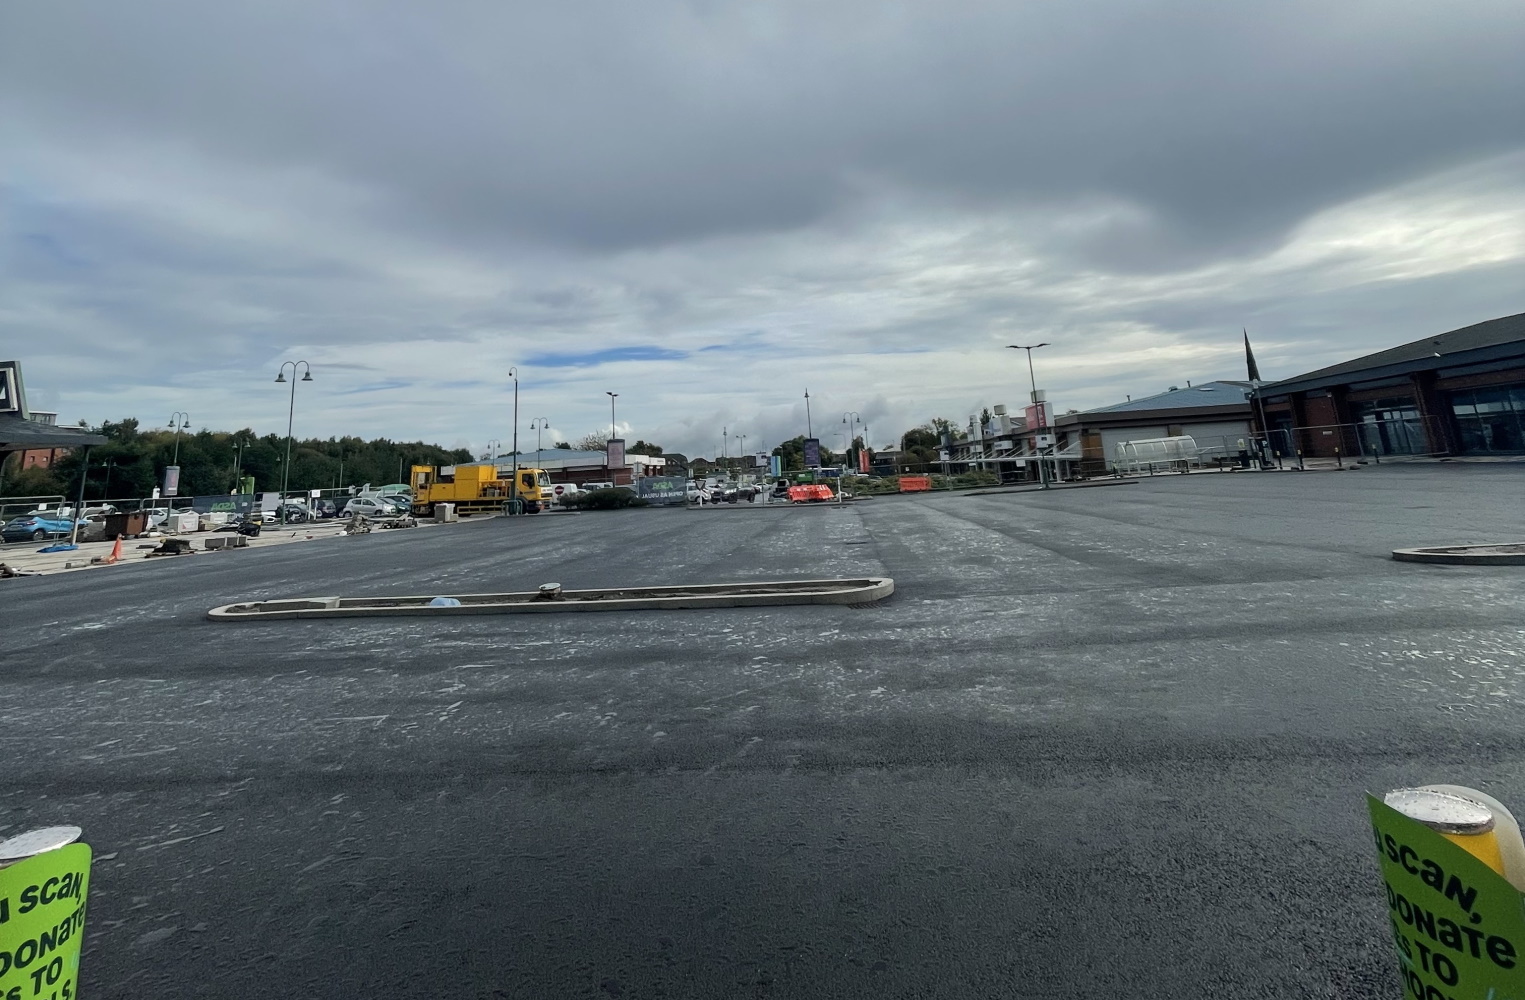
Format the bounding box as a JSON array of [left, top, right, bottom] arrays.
[[409, 463, 554, 516]]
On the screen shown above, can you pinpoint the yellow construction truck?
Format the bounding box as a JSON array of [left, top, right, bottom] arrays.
[[409, 463, 554, 516]]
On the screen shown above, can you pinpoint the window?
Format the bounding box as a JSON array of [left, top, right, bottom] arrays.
[[1449, 385, 1525, 454]]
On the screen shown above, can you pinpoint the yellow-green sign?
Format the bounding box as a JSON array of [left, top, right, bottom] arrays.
[[0, 844, 91, 1000], [1368, 796, 1525, 999]]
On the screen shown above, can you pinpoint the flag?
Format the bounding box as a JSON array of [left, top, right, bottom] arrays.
[[1243, 329, 1261, 382]]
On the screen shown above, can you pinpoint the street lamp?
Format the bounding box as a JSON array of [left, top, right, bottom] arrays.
[[274, 361, 313, 524], [167, 411, 190, 466], [842, 411, 861, 473], [1006, 343, 1050, 489], [530, 418, 550, 472], [605, 392, 619, 480], [509, 368, 520, 512], [736, 434, 746, 478], [486, 438, 502, 464]]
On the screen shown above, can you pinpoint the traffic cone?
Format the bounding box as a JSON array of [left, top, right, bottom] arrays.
[[105, 535, 122, 564]]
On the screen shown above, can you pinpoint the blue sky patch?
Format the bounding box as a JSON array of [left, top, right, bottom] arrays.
[[524, 345, 688, 368]]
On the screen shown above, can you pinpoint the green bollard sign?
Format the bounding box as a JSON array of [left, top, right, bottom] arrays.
[[0, 841, 91, 1000], [1369, 795, 1525, 999]]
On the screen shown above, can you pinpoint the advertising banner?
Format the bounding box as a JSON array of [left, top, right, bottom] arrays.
[[190, 494, 255, 515], [859, 449, 871, 473], [163, 465, 181, 497], [1367, 795, 1525, 1000], [606, 438, 626, 469], [802, 438, 821, 468], [769, 454, 782, 478], [635, 475, 686, 506], [0, 842, 91, 1000], [0, 361, 24, 415], [1024, 402, 1050, 431]]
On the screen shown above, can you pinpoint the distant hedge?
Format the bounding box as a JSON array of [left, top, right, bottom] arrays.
[[563, 487, 648, 510]]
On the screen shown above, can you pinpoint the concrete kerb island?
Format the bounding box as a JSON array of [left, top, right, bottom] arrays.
[[1392, 542, 1525, 566], [207, 577, 895, 620]]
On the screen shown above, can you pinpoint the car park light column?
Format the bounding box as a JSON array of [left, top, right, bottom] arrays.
[[1006, 343, 1050, 489], [274, 361, 313, 525]]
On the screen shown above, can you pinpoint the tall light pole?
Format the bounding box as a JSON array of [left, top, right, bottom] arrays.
[[486, 438, 502, 464], [722, 426, 728, 477], [274, 361, 313, 523], [842, 411, 861, 473], [736, 434, 746, 479], [509, 368, 520, 512], [804, 389, 813, 439], [530, 417, 550, 471], [1007, 344, 1050, 489], [167, 412, 190, 466]]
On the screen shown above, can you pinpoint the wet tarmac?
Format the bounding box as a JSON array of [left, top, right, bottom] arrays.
[[4, 464, 1523, 997]]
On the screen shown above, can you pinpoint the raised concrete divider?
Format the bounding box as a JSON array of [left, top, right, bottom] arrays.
[[208, 577, 895, 620], [1392, 542, 1525, 565]]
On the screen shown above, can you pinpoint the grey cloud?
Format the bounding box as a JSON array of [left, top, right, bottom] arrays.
[[3, 1, 1521, 267]]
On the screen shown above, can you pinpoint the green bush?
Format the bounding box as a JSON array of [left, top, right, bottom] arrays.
[[564, 487, 648, 510]]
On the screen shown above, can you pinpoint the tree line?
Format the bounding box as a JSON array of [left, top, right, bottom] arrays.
[[0, 418, 471, 501]]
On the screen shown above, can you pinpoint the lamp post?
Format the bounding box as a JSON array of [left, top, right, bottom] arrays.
[[736, 434, 746, 479], [486, 439, 502, 464], [231, 434, 249, 493], [509, 368, 520, 512], [1006, 343, 1050, 489], [274, 361, 313, 524], [167, 412, 190, 466], [804, 389, 813, 439], [530, 418, 550, 472], [605, 391, 618, 482], [842, 411, 861, 474]]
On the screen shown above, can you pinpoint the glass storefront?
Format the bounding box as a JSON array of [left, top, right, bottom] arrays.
[[1352, 396, 1429, 456], [1450, 385, 1525, 454]]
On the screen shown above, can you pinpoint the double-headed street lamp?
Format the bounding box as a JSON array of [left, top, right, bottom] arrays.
[[274, 361, 313, 523], [486, 438, 502, 464], [530, 417, 550, 470], [167, 412, 190, 466], [842, 411, 861, 472], [1007, 343, 1050, 489]]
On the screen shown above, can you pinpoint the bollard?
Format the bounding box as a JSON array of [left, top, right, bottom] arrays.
[[1369, 787, 1525, 998], [1297, 449, 1305, 471], [0, 826, 91, 1000]]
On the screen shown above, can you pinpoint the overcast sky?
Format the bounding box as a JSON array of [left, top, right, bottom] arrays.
[[3, 1, 1521, 458]]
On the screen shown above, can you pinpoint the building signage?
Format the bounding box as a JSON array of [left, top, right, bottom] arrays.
[[635, 475, 686, 506], [802, 438, 821, 468], [1024, 402, 1050, 430]]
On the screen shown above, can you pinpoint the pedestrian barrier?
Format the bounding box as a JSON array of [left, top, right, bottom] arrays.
[[1370, 786, 1525, 998], [898, 475, 932, 492], [0, 826, 92, 999]]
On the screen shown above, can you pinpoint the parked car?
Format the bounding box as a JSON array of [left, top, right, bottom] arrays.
[[345, 496, 403, 518], [273, 503, 310, 523], [313, 498, 339, 519], [579, 481, 614, 492], [378, 492, 414, 512], [3, 513, 83, 543]]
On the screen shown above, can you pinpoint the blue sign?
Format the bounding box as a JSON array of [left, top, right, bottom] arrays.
[[769, 454, 782, 478]]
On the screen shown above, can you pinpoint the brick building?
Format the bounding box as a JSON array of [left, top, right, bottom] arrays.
[[1253, 312, 1525, 458]]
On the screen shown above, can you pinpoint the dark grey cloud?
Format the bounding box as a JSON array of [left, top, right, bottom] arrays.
[[4, 1, 1520, 266]]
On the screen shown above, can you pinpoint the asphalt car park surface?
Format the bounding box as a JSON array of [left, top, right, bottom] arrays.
[[3, 465, 1524, 998]]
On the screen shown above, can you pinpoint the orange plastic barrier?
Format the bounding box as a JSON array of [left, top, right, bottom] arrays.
[[899, 476, 932, 492], [787, 484, 835, 503]]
